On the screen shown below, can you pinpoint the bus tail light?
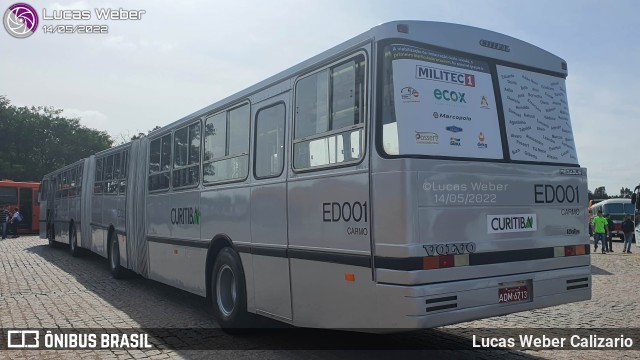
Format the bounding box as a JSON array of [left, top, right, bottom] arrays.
[[423, 255, 459, 270], [564, 246, 576, 257], [555, 245, 586, 257], [344, 273, 355, 282]]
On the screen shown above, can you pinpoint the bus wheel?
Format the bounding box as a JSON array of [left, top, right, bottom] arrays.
[[69, 225, 80, 257], [109, 233, 124, 279], [211, 247, 249, 330]]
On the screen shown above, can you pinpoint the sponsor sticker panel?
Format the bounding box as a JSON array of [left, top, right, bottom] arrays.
[[390, 44, 503, 159]]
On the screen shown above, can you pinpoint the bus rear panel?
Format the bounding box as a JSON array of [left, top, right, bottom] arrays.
[[368, 22, 589, 328]]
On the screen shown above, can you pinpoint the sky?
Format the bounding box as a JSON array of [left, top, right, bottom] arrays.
[[2, 0, 639, 194]]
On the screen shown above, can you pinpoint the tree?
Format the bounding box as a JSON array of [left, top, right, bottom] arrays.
[[0, 96, 113, 181], [112, 126, 162, 145], [593, 186, 608, 200], [620, 187, 632, 198]]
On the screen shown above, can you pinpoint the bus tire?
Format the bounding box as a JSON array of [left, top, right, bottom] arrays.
[[109, 233, 124, 279], [211, 247, 249, 330], [69, 224, 80, 257]]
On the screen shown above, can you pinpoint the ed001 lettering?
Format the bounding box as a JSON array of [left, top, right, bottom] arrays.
[[322, 202, 368, 223], [534, 184, 579, 204]]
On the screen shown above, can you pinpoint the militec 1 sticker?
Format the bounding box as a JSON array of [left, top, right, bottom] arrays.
[[487, 214, 537, 234]]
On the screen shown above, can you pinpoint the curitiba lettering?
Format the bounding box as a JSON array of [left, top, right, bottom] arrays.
[[323, 202, 368, 222], [491, 216, 535, 231], [170, 207, 200, 225]]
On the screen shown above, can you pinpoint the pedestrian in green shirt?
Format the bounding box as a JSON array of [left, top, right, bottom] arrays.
[[593, 209, 608, 254]]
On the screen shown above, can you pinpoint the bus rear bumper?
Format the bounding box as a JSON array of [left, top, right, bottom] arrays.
[[375, 266, 591, 329]]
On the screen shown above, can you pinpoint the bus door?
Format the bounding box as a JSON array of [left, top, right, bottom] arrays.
[[250, 93, 292, 321], [18, 187, 32, 232], [32, 187, 40, 233], [48, 176, 57, 240], [39, 179, 49, 238], [286, 53, 371, 327]]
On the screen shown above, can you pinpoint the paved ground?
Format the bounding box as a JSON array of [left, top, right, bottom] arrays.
[[0, 235, 639, 359]]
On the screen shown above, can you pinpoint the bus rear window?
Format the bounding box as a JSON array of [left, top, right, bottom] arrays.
[[496, 65, 577, 164], [381, 44, 503, 159], [603, 203, 626, 215], [624, 203, 635, 214]]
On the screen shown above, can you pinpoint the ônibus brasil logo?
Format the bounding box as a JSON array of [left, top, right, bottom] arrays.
[[4, 3, 38, 38]]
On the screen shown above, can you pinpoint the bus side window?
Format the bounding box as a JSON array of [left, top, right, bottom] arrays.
[[104, 154, 115, 194], [77, 164, 83, 195], [293, 54, 365, 170], [113, 152, 122, 194], [203, 103, 250, 184], [255, 103, 285, 179], [61, 170, 69, 198], [55, 173, 62, 199], [119, 150, 128, 194], [94, 158, 103, 194], [148, 134, 172, 191], [172, 121, 201, 188], [68, 167, 77, 197]]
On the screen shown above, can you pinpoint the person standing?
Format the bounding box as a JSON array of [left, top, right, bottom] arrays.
[[606, 214, 615, 252], [9, 207, 21, 238], [592, 210, 608, 254], [0, 206, 8, 239], [622, 215, 634, 254]]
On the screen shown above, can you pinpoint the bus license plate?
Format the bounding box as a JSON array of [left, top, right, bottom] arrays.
[[498, 285, 529, 304]]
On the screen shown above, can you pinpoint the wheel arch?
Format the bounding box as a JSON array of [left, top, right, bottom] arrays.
[[205, 234, 246, 301]]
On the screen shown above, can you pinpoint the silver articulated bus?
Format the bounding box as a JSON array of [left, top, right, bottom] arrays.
[[40, 20, 591, 330]]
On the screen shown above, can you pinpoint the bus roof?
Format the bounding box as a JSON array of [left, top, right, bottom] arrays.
[[0, 180, 40, 187], [592, 198, 631, 205], [146, 20, 568, 140]]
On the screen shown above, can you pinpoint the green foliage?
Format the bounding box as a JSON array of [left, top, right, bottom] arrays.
[[0, 96, 113, 181], [593, 186, 608, 199], [619, 187, 632, 199]]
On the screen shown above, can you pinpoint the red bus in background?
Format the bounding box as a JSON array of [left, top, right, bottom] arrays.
[[0, 180, 40, 233]]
